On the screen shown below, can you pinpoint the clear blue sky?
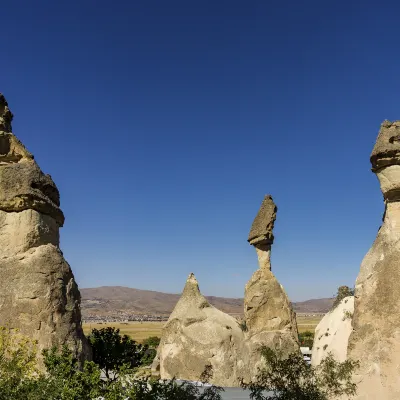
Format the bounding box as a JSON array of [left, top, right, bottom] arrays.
[[2, 1, 398, 301]]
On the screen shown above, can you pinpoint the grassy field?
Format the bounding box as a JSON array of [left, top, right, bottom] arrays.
[[296, 315, 323, 333], [83, 314, 323, 342], [83, 322, 165, 343]]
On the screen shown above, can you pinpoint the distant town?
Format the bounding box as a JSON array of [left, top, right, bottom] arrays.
[[83, 312, 169, 324]]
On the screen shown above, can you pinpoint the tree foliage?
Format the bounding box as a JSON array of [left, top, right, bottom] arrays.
[[242, 347, 359, 400], [298, 331, 314, 348], [0, 326, 223, 399], [88, 327, 147, 380], [142, 336, 161, 348], [332, 286, 355, 310]]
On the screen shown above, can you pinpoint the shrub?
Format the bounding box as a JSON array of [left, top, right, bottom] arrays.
[[0, 326, 224, 400], [332, 286, 355, 310], [0, 327, 39, 399], [242, 347, 359, 400], [298, 331, 314, 348], [142, 336, 160, 348]]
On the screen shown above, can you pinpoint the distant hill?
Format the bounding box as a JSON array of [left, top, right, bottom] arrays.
[[81, 286, 334, 316]]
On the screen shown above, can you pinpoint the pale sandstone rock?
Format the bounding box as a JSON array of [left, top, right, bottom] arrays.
[[155, 195, 299, 386], [154, 273, 247, 386], [311, 296, 353, 366], [346, 120, 400, 399], [244, 195, 299, 378], [0, 94, 89, 365]]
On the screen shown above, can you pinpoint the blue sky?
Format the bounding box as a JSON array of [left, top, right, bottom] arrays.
[[2, 1, 398, 301]]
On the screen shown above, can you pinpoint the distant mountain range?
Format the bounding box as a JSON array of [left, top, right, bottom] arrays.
[[80, 286, 334, 316]]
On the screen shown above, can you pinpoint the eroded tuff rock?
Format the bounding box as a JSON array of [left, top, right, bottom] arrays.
[[0, 94, 13, 132], [244, 195, 299, 377], [155, 195, 298, 385], [311, 296, 353, 366], [153, 273, 247, 386], [346, 120, 400, 399], [0, 94, 89, 364]]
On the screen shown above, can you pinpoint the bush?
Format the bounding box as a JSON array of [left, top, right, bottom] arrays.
[[298, 331, 314, 348], [0, 327, 39, 399], [141, 348, 157, 366], [332, 286, 355, 310], [242, 347, 359, 400], [0, 326, 224, 399], [142, 336, 160, 348]]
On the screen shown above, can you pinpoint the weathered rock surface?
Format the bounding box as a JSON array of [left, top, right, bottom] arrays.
[[0, 94, 89, 364], [347, 120, 400, 399], [155, 195, 298, 385], [244, 195, 299, 377], [153, 273, 247, 386], [311, 296, 353, 366], [247, 195, 276, 246]]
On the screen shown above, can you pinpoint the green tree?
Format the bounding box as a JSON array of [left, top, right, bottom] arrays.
[[332, 286, 355, 310], [88, 327, 146, 380], [298, 331, 314, 348], [142, 336, 161, 348], [0, 327, 40, 400], [242, 347, 359, 400]]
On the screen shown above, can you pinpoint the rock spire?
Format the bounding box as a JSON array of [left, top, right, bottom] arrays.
[[244, 195, 298, 365], [152, 273, 246, 386], [154, 195, 299, 386], [0, 93, 89, 365], [347, 120, 400, 399]]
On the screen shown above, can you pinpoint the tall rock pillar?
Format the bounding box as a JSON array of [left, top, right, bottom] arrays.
[[244, 195, 298, 376], [0, 94, 89, 363], [347, 121, 400, 399]]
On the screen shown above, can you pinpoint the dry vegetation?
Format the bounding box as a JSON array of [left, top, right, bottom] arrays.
[[83, 322, 165, 343], [83, 315, 324, 342], [296, 314, 323, 333]]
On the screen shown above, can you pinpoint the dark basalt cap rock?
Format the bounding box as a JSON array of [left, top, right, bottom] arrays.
[[370, 120, 400, 172], [248, 195, 277, 246], [0, 94, 13, 132]]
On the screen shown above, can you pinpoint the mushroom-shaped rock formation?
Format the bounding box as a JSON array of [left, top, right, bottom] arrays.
[[244, 195, 299, 376], [154, 195, 298, 386], [347, 120, 400, 399], [153, 273, 246, 386], [311, 296, 354, 366], [0, 93, 89, 365]]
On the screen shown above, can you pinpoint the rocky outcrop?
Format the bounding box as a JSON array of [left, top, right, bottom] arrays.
[[0, 94, 89, 364], [244, 195, 299, 377], [153, 273, 246, 386], [154, 195, 298, 385], [311, 296, 353, 366], [347, 120, 400, 399]]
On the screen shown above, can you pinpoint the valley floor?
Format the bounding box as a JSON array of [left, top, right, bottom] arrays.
[[82, 314, 323, 343]]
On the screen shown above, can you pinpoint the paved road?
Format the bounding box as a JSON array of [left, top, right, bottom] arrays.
[[201, 387, 271, 399], [220, 388, 253, 399]]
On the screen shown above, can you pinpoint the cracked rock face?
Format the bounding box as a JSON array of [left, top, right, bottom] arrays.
[[0, 94, 89, 365], [347, 120, 400, 399]]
